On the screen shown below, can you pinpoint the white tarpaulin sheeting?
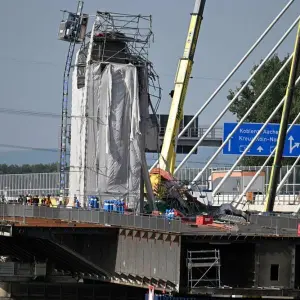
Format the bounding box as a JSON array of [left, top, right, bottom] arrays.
[[69, 57, 155, 208]]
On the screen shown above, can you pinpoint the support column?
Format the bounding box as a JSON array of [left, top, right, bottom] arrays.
[[254, 243, 260, 288], [291, 245, 296, 288]]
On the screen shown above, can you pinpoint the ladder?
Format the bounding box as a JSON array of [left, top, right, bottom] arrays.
[[59, 1, 84, 198]]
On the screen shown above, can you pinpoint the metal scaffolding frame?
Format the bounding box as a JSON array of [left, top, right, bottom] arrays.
[[75, 11, 161, 110], [187, 249, 221, 290]]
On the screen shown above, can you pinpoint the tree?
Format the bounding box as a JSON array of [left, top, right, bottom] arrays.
[[227, 54, 300, 166], [0, 163, 59, 174]]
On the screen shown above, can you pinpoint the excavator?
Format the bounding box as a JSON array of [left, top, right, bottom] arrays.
[[148, 0, 247, 222]]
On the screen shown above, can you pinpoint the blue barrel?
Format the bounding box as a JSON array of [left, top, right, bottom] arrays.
[[108, 200, 112, 211], [103, 200, 109, 211], [95, 197, 99, 209]]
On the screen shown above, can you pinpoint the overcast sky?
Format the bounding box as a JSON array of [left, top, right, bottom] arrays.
[[0, 0, 299, 165]]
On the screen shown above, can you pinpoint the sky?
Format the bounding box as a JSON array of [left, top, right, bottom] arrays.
[[0, 0, 299, 167]]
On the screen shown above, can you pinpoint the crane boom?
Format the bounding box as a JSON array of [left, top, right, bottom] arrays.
[[158, 0, 206, 173]]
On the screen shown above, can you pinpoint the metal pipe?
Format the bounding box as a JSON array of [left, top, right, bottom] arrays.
[[190, 54, 293, 183], [81, 21, 96, 206], [233, 112, 300, 208], [265, 20, 300, 212], [174, 15, 300, 174], [149, 0, 295, 172], [211, 74, 300, 197]]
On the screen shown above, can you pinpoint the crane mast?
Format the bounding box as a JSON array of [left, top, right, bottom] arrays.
[[58, 1, 86, 199], [158, 0, 206, 173]]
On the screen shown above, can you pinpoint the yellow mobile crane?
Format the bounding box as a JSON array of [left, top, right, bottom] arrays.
[[150, 0, 206, 197]]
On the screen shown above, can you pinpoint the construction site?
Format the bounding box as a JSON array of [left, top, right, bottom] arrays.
[[2, 0, 300, 299]]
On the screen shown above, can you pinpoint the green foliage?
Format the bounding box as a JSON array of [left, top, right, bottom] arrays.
[[0, 163, 59, 174], [228, 54, 300, 166]]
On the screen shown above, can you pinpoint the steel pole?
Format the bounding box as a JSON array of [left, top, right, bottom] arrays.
[[233, 111, 300, 208], [264, 21, 300, 212], [191, 54, 292, 182], [149, 0, 295, 172], [211, 74, 300, 197], [174, 16, 300, 174]]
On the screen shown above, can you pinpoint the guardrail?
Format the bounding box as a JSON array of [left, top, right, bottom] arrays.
[[0, 204, 182, 233], [158, 127, 223, 139], [250, 213, 300, 231], [1, 204, 299, 237]]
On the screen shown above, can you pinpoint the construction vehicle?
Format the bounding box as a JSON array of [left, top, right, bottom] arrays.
[[148, 0, 207, 215], [147, 1, 247, 223]]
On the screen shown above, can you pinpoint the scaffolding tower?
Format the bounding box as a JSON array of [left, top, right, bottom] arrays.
[[68, 11, 161, 206], [76, 11, 161, 108], [187, 249, 221, 290]]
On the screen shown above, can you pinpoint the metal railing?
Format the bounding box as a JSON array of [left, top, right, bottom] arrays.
[[250, 213, 300, 230], [0, 204, 182, 233], [158, 127, 223, 140], [1, 165, 300, 197], [1, 204, 300, 237], [212, 193, 300, 206]]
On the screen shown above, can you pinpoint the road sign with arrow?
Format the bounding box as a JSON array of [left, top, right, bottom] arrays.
[[223, 122, 300, 157]]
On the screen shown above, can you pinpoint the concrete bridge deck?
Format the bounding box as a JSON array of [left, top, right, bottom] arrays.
[[2, 204, 300, 297], [1, 204, 299, 237]]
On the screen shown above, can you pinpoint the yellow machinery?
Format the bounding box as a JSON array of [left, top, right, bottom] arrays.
[[150, 0, 206, 197]]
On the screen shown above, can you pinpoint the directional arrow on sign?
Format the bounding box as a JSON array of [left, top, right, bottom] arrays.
[[257, 146, 263, 153], [288, 136, 300, 153], [228, 138, 231, 152]]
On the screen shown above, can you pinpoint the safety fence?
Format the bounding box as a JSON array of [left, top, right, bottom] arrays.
[[1, 165, 300, 198]]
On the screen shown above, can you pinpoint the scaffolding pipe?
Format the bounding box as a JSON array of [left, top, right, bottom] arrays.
[[233, 112, 300, 208], [174, 15, 300, 175], [211, 74, 300, 197], [264, 21, 300, 212], [81, 21, 96, 206], [149, 0, 295, 172], [190, 54, 293, 183]]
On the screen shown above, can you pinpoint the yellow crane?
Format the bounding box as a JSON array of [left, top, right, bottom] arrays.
[[150, 0, 206, 197]]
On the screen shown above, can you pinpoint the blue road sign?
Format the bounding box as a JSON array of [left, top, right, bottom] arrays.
[[223, 122, 300, 157]]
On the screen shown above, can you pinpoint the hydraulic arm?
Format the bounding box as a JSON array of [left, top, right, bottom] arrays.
[[149, 0, 206, 197], [158, 0, 205, 173]]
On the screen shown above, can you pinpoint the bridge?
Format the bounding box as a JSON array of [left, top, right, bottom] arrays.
[[2, 1, 300, 298], [1, 204, 300, 298], [157, 126, 223, 149]]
